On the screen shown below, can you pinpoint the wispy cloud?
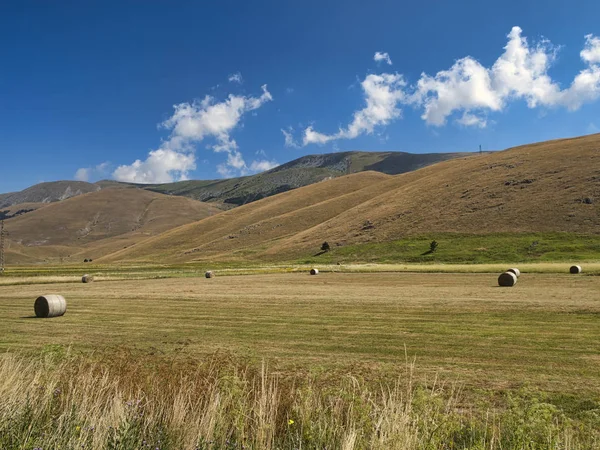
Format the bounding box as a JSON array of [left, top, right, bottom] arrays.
[[456, 112, 487, 129], [228, 72, 243, 84], [581, 34, 600, 64], [249, 159, 279, 172], [113, 85, 273, 183], [302, 73, 407, 145], [282, 127, 301, 148], [374, 51, 392, 65]]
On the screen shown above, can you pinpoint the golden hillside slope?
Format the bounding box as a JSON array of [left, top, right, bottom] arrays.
[[99, 134, 600, 263], [99, 171, 392, 263], [3, 188, 221, 263], [269, 134, 600, 258]]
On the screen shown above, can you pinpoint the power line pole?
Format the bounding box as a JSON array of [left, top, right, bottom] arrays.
[[0, 220, 5, 274]]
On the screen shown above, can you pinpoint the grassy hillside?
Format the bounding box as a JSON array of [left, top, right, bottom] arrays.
[[0, 151, 470, 212], [3, 188, 221, 264], [268, 133, 600, 259], [0, 181, 101, 208], [0, 202, 47, 220], [99, 171, 393, 263], [133, 151, 472, 206], [100, 134, 600, 263]]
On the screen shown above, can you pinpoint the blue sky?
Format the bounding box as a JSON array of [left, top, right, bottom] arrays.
[[1, 0, 599, 192]]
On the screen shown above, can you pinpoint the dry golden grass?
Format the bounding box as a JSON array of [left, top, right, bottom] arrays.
[[3, 187, 221, 264], [5, 351, 592, 450], [99, 134, 600, 264], [277, 133, 600, 257], [2, 272, 600, 448], [99, 171, 392, 263], [1, 272, 599, 395]]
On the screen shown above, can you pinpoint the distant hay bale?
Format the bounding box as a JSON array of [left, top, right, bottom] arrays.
[[34, 295, 67, 318], [498, 272, 517, 287], [81, 274, 94, 283], [570, 265, 582, 274], [506, 268, 520, 277], [310, 268, 319, 275], [205, 271, 214, 279]]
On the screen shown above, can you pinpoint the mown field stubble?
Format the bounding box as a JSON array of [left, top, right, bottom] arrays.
[[1, 272, 599, 394]]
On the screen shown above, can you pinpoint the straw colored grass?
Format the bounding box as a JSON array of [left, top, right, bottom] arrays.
[[0, 351, 598, 449], [1, 272, 600, 448], [1, 272, 599, 395]]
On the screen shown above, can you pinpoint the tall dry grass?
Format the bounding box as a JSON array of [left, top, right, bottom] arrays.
[[0, 350, 597, 449]]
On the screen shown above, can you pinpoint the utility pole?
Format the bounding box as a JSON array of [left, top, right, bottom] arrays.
[[0, 219, 5, 274]]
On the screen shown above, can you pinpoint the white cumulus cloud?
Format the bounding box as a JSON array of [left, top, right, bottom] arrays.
[[374, 51, 392, 65], [412, 56, 501, 126], [292, 27, 600, 141], [74, 168, 90, 182], [113, 149, 195, 184], [303, 126, 337, 145], [302, 73, 406, 145], [412, 27, 600, 126], [113, 85, 273, 183], [249, 159, 279, 172], [581, 34, 600, 64], [74, 162, 111, 182]]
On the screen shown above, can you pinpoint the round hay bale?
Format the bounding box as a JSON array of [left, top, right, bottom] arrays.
[[569, 265, 582, 274], [81, 274, 94, 283], [506, 268, 520, 277], [205, 271, 214, 279], [310, 268, 319, 275], [34, 295, 67, 318], [498, 272, 517, 287]]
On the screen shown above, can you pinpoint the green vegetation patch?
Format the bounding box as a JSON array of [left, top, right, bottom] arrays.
[[301, 233, 600, 265]]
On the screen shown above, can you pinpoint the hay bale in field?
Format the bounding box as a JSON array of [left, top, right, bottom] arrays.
[[205, 271, 214, 278], [34, 295, 67, 318], [81, 274, 94, 283], [570, 265, 582, 274], [310, 268, 319, 275], [498, 272, 517, 287], [506, 268, 520, 277]]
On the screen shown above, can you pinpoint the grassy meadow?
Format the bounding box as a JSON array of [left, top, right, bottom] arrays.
[[299, 233, 600, 265], [1, 271, 599, 448]]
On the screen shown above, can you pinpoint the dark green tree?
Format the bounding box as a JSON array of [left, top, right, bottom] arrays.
[[429, 240, 438, 253], [321, 241, 331, 252]]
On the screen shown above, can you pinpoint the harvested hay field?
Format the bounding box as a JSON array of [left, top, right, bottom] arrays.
[[1, 272, 599, 394]]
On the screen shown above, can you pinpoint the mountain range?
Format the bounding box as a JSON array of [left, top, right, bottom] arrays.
[[1, 136, 598, 265]]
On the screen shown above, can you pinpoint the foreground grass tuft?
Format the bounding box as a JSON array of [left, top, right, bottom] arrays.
[[0, 352, 598, 449]]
